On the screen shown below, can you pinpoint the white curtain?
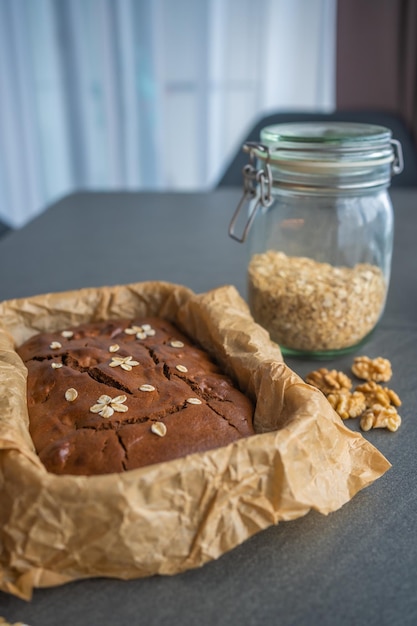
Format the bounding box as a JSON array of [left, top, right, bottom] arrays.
[[0, 0, 337, 228]]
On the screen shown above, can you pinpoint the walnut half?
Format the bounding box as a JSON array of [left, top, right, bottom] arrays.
[[351, 356, 392, 382], [305, 368, 352, 395], [355, 380, 401, 409], [360, 404, 401, 432], [327, 391, 367, 420]]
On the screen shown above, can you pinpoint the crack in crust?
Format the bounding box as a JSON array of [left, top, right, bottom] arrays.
[[115, 430, 128, 470], [87, 367, 132, 395]]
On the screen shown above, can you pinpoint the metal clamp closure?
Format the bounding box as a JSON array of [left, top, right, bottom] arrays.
[[228, 143, 273, 243], [391, 139, 404, 176]]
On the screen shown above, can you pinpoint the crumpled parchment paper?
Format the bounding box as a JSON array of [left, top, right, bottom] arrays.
[[0, 281, 391, 600]]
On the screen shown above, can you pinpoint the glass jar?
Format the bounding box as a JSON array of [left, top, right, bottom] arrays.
[[229, 122, 403, 358]]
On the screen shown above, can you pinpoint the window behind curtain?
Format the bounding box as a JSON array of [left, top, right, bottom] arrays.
[[0, 0, 337, 228]]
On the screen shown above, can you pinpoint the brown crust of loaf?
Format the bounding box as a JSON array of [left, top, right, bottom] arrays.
[[17, 318, 254, 475]]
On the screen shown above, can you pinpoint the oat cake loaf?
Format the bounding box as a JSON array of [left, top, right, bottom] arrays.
[[17, 317, 255, 475]]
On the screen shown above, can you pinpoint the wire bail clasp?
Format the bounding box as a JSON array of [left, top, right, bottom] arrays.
[[391, 139, 404, 176], [228, 142, 273, 243]]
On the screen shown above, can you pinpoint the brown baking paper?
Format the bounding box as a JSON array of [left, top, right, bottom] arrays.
[[0, 281, 390, 600]]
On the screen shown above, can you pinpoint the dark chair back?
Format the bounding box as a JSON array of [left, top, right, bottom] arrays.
[[217, 110, 417, 188], [0, 221, 11, 238]]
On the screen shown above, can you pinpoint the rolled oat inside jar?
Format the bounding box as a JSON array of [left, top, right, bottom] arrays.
[[247, 251, 387, 354]]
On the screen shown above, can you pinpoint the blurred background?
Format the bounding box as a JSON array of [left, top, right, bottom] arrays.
[[0, 0, 416, 229]]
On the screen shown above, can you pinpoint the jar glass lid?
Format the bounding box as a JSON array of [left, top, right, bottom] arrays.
[[252, 121, 402, 179], [260, 122, 392, 149]]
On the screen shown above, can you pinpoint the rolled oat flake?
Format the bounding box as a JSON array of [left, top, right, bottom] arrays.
[[229, 121, 403, 357]]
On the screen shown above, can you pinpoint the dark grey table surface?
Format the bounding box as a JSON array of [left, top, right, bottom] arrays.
[[1, 188, 417, 626]]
